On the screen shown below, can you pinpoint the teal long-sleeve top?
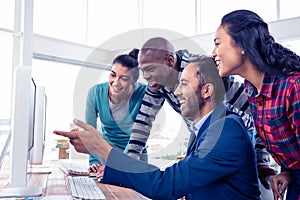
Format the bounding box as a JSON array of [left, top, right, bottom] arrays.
[[85, 82, 146, 165]]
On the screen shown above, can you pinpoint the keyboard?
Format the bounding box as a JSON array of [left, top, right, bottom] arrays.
[[67, 176, 105, 200], [59, 161, 90, 176]]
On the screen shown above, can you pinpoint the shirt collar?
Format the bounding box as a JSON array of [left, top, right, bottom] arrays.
[[191, 110, 213, 136], [244, 73, 275, 98]]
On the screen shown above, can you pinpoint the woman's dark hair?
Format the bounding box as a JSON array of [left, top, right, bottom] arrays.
[[221, 9, 300, 75], [190, 56, 226, 105], [112, 48, 139, 81]]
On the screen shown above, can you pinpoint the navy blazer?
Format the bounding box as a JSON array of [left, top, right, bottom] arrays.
[[102, 103, 261, 200]]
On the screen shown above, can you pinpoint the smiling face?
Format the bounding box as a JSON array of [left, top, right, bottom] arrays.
[[139, 56, 170, 90], [138, 48, 176, 91], [212, 26, 246, 77], [108, 63, 136, 103], [175, 64, 204, 122]]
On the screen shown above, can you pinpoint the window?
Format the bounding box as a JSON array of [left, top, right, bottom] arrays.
[[32, 59, 81, 159], [199, 0, 277, 33], [0, 34, 13, 119], [143, 0, 195, 37], [0, 0, 14, 30], [34, 0, 85, 44], [280, 0, 300, 19], [87, 0, 139, 46], [282, 39, 300, 54]]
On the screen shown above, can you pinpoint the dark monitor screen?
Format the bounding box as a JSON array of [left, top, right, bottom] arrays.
[[28, 78, 36, 153]]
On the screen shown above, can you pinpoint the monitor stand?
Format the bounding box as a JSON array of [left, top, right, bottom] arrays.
[[27, 167, 52, 174], [0, 186, 43, 198]]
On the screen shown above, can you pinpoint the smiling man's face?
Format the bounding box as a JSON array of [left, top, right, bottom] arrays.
[[175, 64, 204, 121], [138, 48, 174, 91]]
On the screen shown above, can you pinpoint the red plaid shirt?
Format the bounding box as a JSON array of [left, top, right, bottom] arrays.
[[245, 73, 300, 169]]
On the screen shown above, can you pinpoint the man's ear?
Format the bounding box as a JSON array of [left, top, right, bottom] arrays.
[[202, 83, 214, 99], [166, 54, 175, 67]]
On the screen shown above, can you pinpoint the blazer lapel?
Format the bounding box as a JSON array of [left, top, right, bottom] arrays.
[[186, 103, 227, 156], [186, 118, 210, 155], [186, 132, 196, 155]]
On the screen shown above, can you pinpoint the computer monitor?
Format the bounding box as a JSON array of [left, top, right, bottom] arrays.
[[29, 86, 47, 165], [9, 66, 37, 187], [0, 66, 43, 198]]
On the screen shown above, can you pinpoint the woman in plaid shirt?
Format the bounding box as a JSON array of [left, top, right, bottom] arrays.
[[212, 9, 300, 200]]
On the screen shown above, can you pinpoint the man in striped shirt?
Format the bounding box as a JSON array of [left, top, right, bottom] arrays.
[[126, 37, 275, 189]]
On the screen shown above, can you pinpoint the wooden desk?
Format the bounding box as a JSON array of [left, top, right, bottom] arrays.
[[0, 160, 149, 199]]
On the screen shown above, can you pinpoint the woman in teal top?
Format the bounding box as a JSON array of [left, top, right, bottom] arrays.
[[85, 49, 147, 170]]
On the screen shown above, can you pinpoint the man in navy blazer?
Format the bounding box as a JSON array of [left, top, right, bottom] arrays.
[[54, 56, 260, 199]]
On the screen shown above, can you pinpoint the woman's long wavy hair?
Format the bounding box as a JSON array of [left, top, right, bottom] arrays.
[[221, 9, 300, 75]]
